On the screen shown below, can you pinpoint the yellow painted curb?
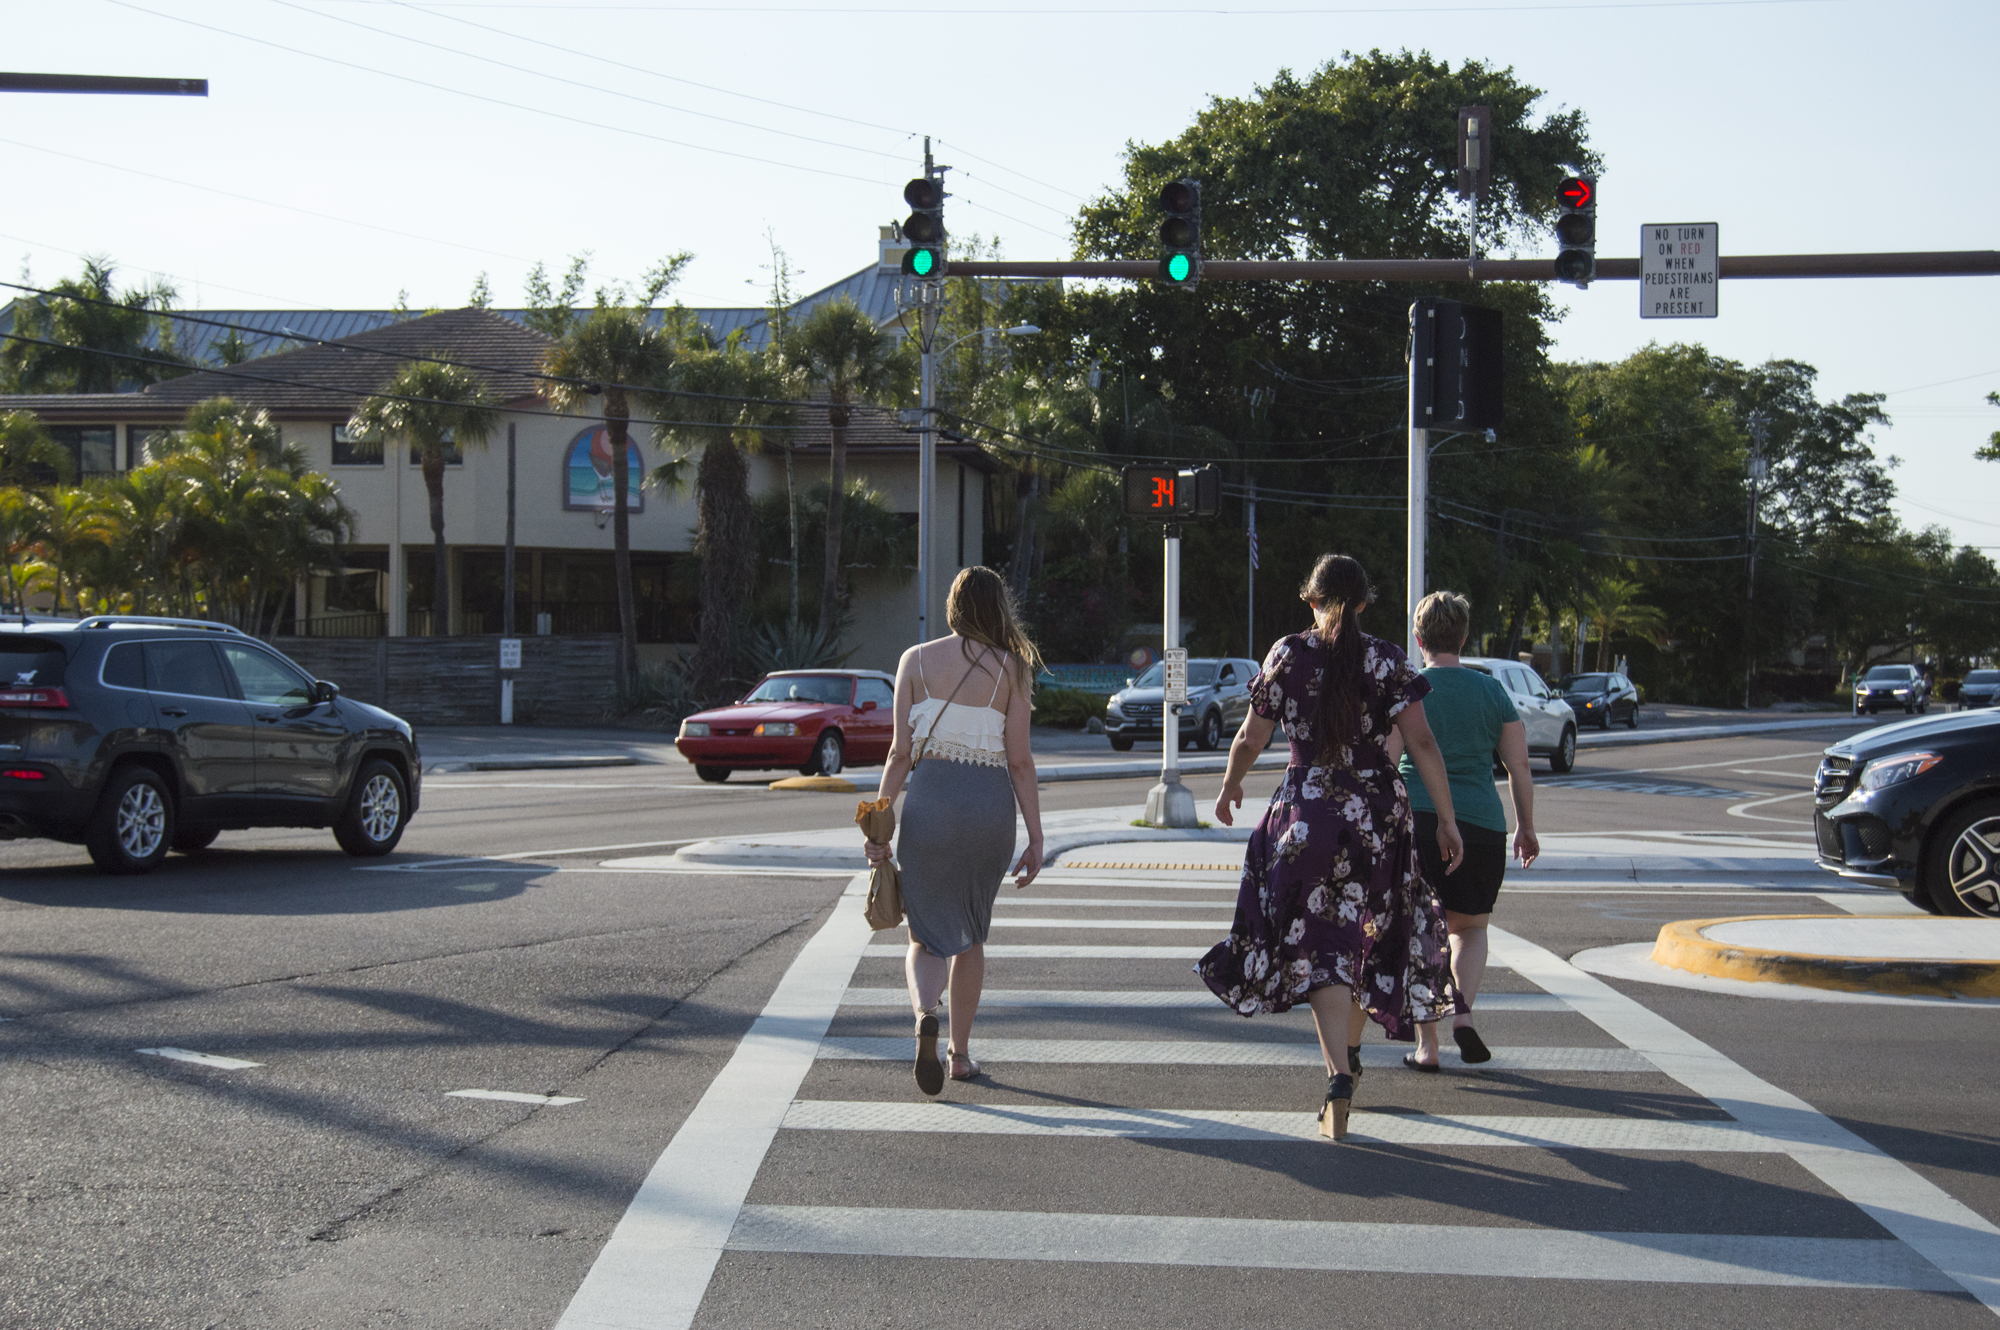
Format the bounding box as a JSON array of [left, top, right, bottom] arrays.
[[1651, 915, 2000, 999], [768, 775, 858, 793]]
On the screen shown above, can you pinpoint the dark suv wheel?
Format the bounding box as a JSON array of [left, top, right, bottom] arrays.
[[335, 759, 408, 856], [87, 765, 174, 875], [1923, 798, 2000, 918]]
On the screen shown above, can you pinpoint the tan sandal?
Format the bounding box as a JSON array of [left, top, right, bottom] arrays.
[[949, 1050, 981, 1081]]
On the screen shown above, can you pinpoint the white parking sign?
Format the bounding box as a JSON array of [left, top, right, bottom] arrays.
[[499, 637, 521, 670], [1641, 223, 1719, 318]]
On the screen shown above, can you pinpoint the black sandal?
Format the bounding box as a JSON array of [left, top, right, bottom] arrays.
[[1347, 1044, 1364, 1086], [914, 1011, 944, 1096], [1402, 1052, 1439, 1073], [1453, 1026, 1492, 1065], [1319, 1072, 1354, 1141]]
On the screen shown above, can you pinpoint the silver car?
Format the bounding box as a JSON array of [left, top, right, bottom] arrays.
[[1105, 657, 1260, 752], [1459, 657, 1579, 772], [1959, 669, 2000, 711]]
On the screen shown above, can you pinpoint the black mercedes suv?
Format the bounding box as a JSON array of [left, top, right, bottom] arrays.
[[0, 616, 420, 874], [1813, 708, 2000, 916]]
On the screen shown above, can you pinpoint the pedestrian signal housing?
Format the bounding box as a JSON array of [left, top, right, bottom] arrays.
[[1554, 175, 1596, 288], [1410, 298, 1504, 432], [901, 175, 946, 279], [1122, 465, 1221, 519], [1157, 179, 1202, 287]]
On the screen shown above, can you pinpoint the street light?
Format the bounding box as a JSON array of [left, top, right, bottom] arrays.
[[916, 322, 1038, 644]]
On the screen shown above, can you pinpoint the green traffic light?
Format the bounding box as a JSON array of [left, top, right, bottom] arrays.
[[1166, 253, 1191, 282], [911, 248, 935, 277]]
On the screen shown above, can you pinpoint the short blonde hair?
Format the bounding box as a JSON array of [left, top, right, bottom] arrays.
[[1414, 590, 1471, 654]]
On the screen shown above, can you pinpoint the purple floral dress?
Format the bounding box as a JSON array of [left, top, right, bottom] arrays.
[[1196, 631, 1458, 1041]]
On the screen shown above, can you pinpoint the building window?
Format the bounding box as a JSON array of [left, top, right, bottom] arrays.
[[562, 425, 644, 512], [128, 425, 175, 469], [332, 424, 384, 467], [44, 426, 116, 478]]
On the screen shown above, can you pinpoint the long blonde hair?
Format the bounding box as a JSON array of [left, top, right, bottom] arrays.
[[946, 566, 1043, 690]]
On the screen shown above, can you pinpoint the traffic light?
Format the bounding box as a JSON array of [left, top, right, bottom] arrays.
[[1157, 178, 1202, 287], [1456, 106, 1491, 202], [901, 175, 946, 279], [1554, 175, 1596, 288], [1121, 465, 1220, 519]]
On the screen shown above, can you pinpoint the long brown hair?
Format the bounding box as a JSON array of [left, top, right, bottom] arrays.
[[1298, 553, 1375, 759], [947, 566, 1043, 692]]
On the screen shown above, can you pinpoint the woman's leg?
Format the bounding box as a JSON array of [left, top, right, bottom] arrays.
[[947, 943, 985, 1056], [1446, 911, 1491, 1028], [906, 937, 949, 1016], [1306, 984, 1355, 1076]]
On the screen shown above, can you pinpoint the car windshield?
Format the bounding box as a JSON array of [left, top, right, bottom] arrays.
[[1130, 662, 1217, 687], [1562, 674, 1611, 692], [1965, 671, 1999, 684], [1133, 663, 1165, 686], [743, 675, 851, 705], [1863, 667, 1914, 682]]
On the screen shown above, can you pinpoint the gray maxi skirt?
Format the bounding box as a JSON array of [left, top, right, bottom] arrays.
[[897, 757, 1017, 958]]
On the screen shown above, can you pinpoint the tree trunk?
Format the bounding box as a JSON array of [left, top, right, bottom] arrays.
[[1008, 470, 1034, 598], [606, 389, 639, 687], [784, 441, 800, 631], [818, 402, 848, 636], [423, 449, 449, 635], [692, 437, 755, 701]]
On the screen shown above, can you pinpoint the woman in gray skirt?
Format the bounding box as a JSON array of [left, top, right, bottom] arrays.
[[863, 566, 1045, 1095]]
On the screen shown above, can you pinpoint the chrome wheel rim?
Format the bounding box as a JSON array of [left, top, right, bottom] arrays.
[[1560, 732, 1575, 764], [117, 783, 166, 860], [817, 736, 842, 776], [359, 773, 401, 842], [1945, 816, 2000, 917]]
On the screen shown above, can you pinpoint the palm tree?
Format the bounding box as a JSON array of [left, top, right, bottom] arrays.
[[349, 362, 498, 634], [1, 257, 189, 393], [782, 298, 907, 636], [0, 411, 74, 486], [544, 307, 680, 680], [0, 487, 42, 611], [1581, 576, 1669, 672], [32, 487, 112, 613], [652, 342, 794, 699]]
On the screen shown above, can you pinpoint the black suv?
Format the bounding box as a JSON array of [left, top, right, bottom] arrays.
[[0, 616, 420, 874], [1813, 709, 2000, 916]]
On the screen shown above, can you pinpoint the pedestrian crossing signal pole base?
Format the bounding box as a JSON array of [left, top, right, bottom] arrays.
[[1144, 522, 1199, 829]]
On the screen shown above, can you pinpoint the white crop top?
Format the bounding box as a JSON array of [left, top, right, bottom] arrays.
[[908, 649, 1010, 768]]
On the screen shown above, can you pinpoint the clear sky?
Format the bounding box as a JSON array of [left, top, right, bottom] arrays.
[[6, 0, 1996, 551]]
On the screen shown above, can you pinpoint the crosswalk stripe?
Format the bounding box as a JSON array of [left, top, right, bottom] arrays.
[[836, 987, 1571, 1012], [995, 898, 1247, 910], [815, 1038, 1649, 1071], [980, 917, 1235, 931], [727, 1205, 1955, 1290], [863, 944, 1204, 958], [784, 1101, 1762, 1149]]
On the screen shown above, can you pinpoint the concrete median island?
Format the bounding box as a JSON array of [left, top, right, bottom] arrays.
[[1652, 915, 2000, 999]]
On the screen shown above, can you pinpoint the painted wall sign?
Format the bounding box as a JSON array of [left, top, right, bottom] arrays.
[[563, 425, 645, 512]]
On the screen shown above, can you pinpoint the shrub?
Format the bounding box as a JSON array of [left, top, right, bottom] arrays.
[[1034, 686, 1109, 729]]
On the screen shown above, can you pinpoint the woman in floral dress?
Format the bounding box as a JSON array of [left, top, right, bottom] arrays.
[[1198, 554, 1464, 1141]]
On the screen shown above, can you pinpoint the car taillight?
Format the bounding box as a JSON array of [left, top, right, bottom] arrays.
[[2, 768, 45, 780], [0, 687, 68, 709]]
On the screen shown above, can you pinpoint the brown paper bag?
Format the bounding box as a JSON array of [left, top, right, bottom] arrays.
[[855, 796, 902, 931]]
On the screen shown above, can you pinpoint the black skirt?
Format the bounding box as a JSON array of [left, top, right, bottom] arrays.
[[1412, 811, 1508, 916]]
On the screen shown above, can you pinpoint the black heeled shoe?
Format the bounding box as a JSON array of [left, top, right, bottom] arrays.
[[1347, 1045, 1364, 1086], [1453, 1026, 1492, 1064], [913, 1011, 944, 1096], [1319, 1072, 1354, 1141]]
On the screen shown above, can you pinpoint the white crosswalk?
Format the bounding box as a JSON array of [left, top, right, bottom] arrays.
[[557, 854, 2000, 1328]]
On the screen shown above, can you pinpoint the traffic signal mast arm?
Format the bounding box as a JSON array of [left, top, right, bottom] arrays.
[[930, 251, 2000, 281]]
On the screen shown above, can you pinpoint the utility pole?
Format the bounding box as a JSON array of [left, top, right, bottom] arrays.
[[504, 422, 517, 637], [1245, 476, 1257, 659], [1406, 305, 1432, 660], [1744, 414, 1769, 710]]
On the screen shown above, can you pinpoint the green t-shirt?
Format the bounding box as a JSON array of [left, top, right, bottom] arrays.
[[1399, 664, 1518, 834]]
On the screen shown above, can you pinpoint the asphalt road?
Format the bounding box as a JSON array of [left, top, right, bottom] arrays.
[[2, 714, 1995, 1328]]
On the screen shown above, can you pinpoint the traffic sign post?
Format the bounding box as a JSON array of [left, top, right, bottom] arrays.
[[499, 637, 522, 724], [1642, 223, 1719, 318], [1124, 466, 1218, 828]]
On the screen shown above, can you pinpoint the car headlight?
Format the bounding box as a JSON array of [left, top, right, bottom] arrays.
[[754, 722, 797, 736], [1107, 699, 1125, 716], [1583, 697, 1602, 707], [681, 721, 709, 737], [1892, 687, 1911, 696], [1858, 750, 1942, 791]]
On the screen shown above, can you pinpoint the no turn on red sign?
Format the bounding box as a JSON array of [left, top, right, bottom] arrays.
[[1642, 223, 1718, 318]]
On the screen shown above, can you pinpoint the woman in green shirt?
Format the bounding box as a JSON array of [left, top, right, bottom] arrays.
[[1388, 591, 1539, 1071]]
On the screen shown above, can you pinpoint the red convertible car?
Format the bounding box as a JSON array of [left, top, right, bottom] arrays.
[[675, 669, 896, 782]]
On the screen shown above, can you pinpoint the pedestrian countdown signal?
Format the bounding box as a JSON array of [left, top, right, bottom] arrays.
[[1122, 465, 1221, 520]]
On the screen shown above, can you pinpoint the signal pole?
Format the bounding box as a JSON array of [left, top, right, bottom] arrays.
[[1407, 305, 1431, 660], [1744, 414, 1768, 709], [1143, 522, 1197, 829]]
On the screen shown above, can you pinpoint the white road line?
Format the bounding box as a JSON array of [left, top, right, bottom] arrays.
[[815, 1038, 1647, 1071], [863, 944, 1203, 959], [727, 1205, 1953, 1290], [552, 877, 871, 1330], [835, 987, 1570, 1012], [447, 1089, 584, 1106], [359, 861, 843, 878], [983, 918, 1235, 931], [1024, 874, 1239, 889], [1727, 790, 1817, 823], [136, 1047, 262, 1070], [388, 838, 696, 867], [784, 1101, 1780, 1149], [994, 897, 1246, 910], [1491, 925, 2000, 1314]]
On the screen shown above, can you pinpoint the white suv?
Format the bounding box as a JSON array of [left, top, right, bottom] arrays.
[[1458, 657, 1578, 772]]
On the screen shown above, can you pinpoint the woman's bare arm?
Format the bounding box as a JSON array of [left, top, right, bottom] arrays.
[[1212, 713, 1278, 826], [1392, 700, 1464, 872], [862, 647, 921, 865], [1495, 718, 1539, 867], [1000, 660, 1043, 887]]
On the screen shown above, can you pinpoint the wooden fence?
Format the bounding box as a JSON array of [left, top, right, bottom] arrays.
[[270, 633, 627, 727]]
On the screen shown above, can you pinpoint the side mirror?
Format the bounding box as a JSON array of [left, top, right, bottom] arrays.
[[312, 679, 340, 704], [1126, 677, 1136, 687], [859, 700, 878, 712]]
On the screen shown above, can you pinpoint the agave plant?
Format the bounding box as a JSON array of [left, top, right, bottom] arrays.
[[739, 617, 855, 680]]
